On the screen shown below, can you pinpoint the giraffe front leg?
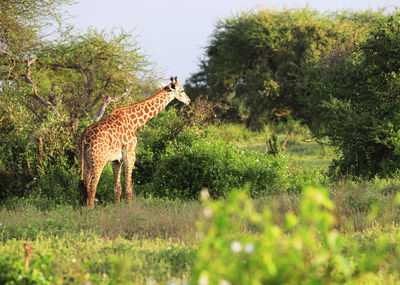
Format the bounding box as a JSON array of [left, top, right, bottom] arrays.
[[124, 158, 135, 202], [112, 160, 122, 203], [123, 141, 137, 202]]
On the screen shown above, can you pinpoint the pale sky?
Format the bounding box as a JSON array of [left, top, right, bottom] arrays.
[[67, 0, 399, 84]]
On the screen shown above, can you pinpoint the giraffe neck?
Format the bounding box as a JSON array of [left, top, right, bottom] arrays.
[[113, 89, 174, 130]]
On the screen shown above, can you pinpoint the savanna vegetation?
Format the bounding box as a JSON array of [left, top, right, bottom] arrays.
[[1, 1, 400, 284]]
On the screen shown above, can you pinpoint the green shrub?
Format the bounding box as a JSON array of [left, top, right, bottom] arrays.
[[302, 13, 400, 178], [153, 130, 289, 199], [0, 253, 56, 284], [192, 187, 400, 284], [136, 124, 290, 199], [134, 108, 327, 199]]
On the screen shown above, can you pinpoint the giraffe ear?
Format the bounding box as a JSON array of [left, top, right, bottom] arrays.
[[170, 76, 175, 84], [164, 83, 175, 91]]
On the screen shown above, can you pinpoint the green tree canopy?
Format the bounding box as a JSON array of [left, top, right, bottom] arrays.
[[185, 8, 382, 130], [302, 13, 400, 178], [0, 0, 158, 199], [0, 0, 73, 56]]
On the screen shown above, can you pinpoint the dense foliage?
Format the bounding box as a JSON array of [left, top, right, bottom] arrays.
[[133, 108, 327, 200], [302, 13, 400, 177], [2, 2, 400, 284], [0, 1, 157, 201], [185, 8, 381, 130], [193, 187, 400, 284], [186, 8, 400, 178]]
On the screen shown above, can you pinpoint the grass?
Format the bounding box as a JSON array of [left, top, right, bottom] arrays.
[[0, 197, 200, 242], [0, 198, 199, 284], [0, 232, 195, 284], [2, 122, 400, 283], [2, 179, 400, 283], [212, 123, 337, 172], [1, 180, 400, 283]]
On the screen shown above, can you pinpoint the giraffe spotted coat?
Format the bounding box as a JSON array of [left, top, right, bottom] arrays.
[[77, 77, 190, 207]]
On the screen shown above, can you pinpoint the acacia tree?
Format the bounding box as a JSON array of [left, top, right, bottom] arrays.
[[302, 13, 400, 178], [0, 0, 73, 54], [0, 1, 158, 200], [185, 8, 380, 130], [34, 29, 155, 122]]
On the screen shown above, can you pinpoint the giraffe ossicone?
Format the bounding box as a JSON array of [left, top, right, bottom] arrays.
[[77, 76, 190, 207]]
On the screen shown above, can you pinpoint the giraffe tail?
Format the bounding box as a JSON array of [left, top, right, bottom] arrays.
[[78, 138, 88, 206]]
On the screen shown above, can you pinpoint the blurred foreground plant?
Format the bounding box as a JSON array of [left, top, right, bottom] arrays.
[[192, 187, 400, 284]]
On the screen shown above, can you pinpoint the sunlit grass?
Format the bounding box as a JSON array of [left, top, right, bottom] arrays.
[[213, 123, 338, 172], [2, 123, 400, 283], [0, 232, 195, 284]]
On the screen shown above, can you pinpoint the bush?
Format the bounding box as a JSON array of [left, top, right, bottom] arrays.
[[134, 108, 328, 199], [185, 8, 380, 130], [150, 129, 288, 199], [0, 253, 56, 284], [134, 108, 329, 199], [302, 13, 400, 178], [135, 108, 290, 199], [192, 187, 400, 284]]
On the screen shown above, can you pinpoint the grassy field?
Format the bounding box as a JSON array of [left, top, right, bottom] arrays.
[[1, 124, 400, 284]]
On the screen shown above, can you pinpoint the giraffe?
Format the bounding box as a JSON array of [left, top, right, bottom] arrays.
[[77, 77, 190, 207]]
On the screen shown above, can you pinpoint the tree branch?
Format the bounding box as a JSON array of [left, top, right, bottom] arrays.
[[24, 57, 59, 115], [0, 49, 16, 77], [94, 85, 133, 121], [275, 109, 292, 117], [280, 130, 293, 150]]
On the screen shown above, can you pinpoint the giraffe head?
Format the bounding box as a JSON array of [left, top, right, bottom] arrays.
[[165, 76, 190, 105]]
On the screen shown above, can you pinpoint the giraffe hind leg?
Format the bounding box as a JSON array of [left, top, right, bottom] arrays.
[[78, 179, 88, 206], [80, 157, 92, 207], [86, 160, 107, 207], [86, 171, 101, 207]]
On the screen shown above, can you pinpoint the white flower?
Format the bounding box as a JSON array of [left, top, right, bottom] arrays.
[[199, 274, 209, 285], [282, 155, 285, 159], [166, 246, 172, 250], [231, 241, 242, 253], [71, 258, 77, 263], [219, 280, 231, 285], [167, 281, 178, 285], [241, 150, 245, 154], [200, 188, 210, 201], [256, 159, 259, 162], [203, 207, 213, 218], [0, 223, 2, 227], [148, 277, 157, 285], [244, 243, 255, 254]]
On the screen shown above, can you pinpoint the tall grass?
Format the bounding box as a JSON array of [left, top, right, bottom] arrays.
[[0, 197, 200, 243], [2, 122, 400, 283]]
